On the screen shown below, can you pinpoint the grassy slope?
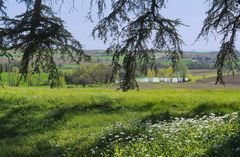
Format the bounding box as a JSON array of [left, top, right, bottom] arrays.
[[0, 87, 239, 156]]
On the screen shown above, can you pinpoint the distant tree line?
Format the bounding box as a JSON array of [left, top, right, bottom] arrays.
[[0, 0, 240, 90], [63, 64, 112, 87], [0, 62, 65, 87]]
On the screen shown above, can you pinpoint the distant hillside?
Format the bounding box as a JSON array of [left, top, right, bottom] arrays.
[[85, 50, 106, 56]]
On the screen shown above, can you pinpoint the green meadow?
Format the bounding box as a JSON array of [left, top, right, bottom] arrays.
[[1, 0, 239, 156], [0, 87, 239, 156]]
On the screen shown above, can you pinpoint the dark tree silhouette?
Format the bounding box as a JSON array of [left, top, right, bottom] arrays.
[[0, 0, 5, 15], [0, 0, 90, 88], [3, 0, 239, 90], [199, 0, 240, 85], [89, 0, 184, 91]]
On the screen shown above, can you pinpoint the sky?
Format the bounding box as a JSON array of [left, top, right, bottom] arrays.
[[4, 0, 224, 51]]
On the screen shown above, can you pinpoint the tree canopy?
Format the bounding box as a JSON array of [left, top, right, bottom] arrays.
[[0, 0, 240, 90], [199, 0, 240, 85], [90, 0, 183, 91], [0, 0, 90, 88], [91, 0, 240, 89]]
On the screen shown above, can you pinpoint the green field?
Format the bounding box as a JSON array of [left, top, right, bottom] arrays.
[[0, 87, 239, 156], [0, 72, 49, 86], [161, 59, 193, 66]]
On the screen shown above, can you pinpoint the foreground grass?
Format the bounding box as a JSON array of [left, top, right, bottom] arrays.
[[0, 87, 240, 156], [96, 113, 240, 157]]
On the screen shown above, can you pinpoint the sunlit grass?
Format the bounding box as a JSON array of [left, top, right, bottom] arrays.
[[96, 113, 240, 157], [0, 87, 239, 156]]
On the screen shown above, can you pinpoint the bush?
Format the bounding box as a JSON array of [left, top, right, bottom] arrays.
[[64, 64, 112, 86]]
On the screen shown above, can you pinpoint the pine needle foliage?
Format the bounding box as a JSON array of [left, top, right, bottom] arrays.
[[0, 0, 6, 15], [90, 0, 184, 91], [199, 0, 240, 85], [0, 0, 90, 88]]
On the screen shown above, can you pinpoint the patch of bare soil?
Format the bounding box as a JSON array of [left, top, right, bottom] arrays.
[[196, 74, 240, 89], [108, 74, 240, 90]]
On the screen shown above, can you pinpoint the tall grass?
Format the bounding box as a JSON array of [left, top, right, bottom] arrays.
[[0, 87, 239, 156], [94, 113, 240, 157]]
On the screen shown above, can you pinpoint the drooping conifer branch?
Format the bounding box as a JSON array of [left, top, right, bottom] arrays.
[[0, 0, 90, 88], [199, 0, 240, 84], [90, 0, 183, 91]]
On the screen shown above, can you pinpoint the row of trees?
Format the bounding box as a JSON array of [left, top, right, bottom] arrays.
[[0, 0, 239, 90], [147, 64, 188, 80], [64, 63, 188, 86], [0, 61, 188, 87], [64, 64, 112, 86], [0, 63, 112, 87]]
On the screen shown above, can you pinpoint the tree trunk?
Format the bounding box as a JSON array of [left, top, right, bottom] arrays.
[[21, 0, 42, 75], [32, 0, 42, 31]]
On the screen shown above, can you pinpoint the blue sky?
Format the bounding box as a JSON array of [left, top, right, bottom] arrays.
[[5, 0, 224, 51]]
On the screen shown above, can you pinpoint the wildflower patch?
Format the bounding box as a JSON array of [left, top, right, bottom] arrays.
[[92, 112, 240, 157]]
